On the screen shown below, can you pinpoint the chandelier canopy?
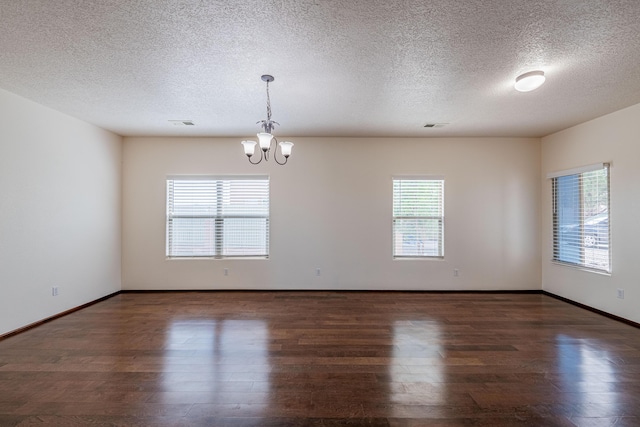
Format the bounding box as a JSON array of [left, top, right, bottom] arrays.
[[241, 75, 293, 165]]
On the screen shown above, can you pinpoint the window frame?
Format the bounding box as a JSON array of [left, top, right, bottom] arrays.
[[549, 163, 611, 274], [392, 176, 445, 259], [166, 175, 270, 259]]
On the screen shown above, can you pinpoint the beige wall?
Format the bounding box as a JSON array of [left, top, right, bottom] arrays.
[[0, 88, 122, 335], [122, 136, 541, 291], [541, 103, 640, 323]]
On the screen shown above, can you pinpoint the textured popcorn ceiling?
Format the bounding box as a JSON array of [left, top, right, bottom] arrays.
[[1, 0, 640, 137]]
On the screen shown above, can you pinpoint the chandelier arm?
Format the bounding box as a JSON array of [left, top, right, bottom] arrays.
[[272, 137, 289, 165], [274, 155, 288, 165], [247, 149, 264, 165]]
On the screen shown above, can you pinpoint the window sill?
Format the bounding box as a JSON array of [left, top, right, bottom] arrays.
[[166, 256, 269, 261], [550, 260, 611, 276]]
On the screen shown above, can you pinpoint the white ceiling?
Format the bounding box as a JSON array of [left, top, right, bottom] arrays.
[[1, 0, 640, 138]]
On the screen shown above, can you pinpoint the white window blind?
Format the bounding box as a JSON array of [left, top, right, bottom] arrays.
[[551, 164, 610, 272], [393, 178, 444, 258], [166, 176, 269, 258]]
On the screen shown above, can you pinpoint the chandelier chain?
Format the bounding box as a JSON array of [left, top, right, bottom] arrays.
[[266, 80, 272, 122]]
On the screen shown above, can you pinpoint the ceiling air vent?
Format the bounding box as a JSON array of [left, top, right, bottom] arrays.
[[424, 123, 448, 128], [169, 120, 195, 126]]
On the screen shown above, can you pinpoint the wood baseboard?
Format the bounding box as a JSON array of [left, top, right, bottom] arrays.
[[543, 290, 639, 329], [0, 291, 121, 341]]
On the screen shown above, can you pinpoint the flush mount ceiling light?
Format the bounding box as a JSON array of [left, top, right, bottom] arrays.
[[241, 75, 293, 165], [514, 70, 545, 92], [169, 120, 195, 126]]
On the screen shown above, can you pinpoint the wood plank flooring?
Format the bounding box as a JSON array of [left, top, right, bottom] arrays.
[[1, 291, 640, 426]]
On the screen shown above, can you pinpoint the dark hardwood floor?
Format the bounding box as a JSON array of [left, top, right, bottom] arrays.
[[1, 291, 639, 426]]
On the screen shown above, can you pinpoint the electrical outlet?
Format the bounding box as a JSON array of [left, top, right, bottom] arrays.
[[316, 268, 321, 276], [224, 268, 229, 276], [617, 289, 624, 299], [52, 286, 59, 296], [453, 269, 459, 277]]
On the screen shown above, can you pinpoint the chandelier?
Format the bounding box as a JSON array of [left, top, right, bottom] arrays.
[[241, 75, 293, 165]]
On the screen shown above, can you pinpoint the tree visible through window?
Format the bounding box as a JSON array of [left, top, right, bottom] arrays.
[[393, 178, 444, 258], [552, 164, 610, 272], [166, 176, 269, 258]]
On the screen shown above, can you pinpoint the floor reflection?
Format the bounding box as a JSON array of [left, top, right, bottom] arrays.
[[392, 319, 445, 413], [162, 319, 270, 408], [556, 333, 618, 412]]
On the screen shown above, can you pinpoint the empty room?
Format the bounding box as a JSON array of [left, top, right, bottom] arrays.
[[1, 1, 640, 426]]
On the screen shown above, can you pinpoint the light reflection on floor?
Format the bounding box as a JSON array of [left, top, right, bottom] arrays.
[[162, 319, 269, 407], [392, 319, 444, 412], [556, 333, 619, 415]]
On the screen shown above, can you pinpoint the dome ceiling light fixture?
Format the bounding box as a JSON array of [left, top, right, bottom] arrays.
[[514, 70, 546, 92], [241, 75, 293, 165]]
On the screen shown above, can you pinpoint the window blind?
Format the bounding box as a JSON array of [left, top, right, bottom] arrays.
[[551, 164, 610, 272], [166, 177, 269, 258], [393, 178, 444, 258]]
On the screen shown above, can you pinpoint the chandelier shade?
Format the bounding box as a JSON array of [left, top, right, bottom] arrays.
[[241, 140, 257, 156], [279, 141, 294, 157], [257, 133, 273, 151]]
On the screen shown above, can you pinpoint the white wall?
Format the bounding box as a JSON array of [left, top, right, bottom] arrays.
[[122, 136, 540, 291], [0, 88, 122, 336], [2, 80, 636, 333], [541, 103, 640, 323]]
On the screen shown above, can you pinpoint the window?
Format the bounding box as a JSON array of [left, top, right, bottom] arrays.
[[166, 176, 269, 258], [550, 163, 610, 273], [393, 178, 444, 258]]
